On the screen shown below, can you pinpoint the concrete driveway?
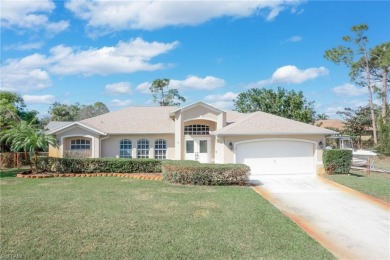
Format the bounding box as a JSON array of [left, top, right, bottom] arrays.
[[251, 175, 390, 259]]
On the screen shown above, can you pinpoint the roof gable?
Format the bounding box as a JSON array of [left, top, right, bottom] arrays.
[[47, 122, 106, 135], [170, 101, 225, 116]]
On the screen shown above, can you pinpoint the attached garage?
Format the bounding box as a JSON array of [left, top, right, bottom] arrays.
[[235, 139, 315, 176]]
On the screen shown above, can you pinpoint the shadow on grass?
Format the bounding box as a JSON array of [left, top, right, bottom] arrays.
[[348, 173, 366, 177], [329, 172, 366, 178], [0, 168, 26, 178]]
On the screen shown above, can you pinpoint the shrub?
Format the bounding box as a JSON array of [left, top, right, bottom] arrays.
[[323, 149, 352, 174], [37, 157, 162, 173], [162, 160, 249, 185]]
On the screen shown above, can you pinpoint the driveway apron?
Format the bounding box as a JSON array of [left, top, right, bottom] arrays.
[[251, 175, 390, 259]]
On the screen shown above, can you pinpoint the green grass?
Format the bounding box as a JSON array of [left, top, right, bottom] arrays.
[[373, 156, 390, 171], [0, 168, 334, 260], [325, 170, 390, 202], [0, 167, 29, 178]]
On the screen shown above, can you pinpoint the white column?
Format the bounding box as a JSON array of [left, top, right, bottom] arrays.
[[175, 111, 183, 160]]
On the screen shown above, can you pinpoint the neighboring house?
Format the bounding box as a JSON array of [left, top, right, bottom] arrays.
[[46, 101, 336, 177], [315, 119, 345, 132], [316, 119, 373, 141]]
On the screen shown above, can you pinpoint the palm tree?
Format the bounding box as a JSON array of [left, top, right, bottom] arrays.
[[1, 121, 57, 173], [316, 113, 329, 120]]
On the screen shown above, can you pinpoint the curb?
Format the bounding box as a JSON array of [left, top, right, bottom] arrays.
[[16, 173, 163, 181], [318, 176, 390, 211]]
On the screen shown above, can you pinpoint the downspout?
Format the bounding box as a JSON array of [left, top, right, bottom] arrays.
[[99, 135, 110, 158]]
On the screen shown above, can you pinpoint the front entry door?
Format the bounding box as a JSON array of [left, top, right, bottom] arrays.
[[185, 138, 210, 163]]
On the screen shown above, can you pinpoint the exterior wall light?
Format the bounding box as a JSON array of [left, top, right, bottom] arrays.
[[229, 141, 234, 150], [318, 141, 324, 149]]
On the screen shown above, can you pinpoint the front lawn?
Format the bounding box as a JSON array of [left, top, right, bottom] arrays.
[[0, 169, 333, 259], [325, 170, 390, 202]]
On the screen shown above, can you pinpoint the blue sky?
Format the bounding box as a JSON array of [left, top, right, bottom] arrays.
[[1, 0, 389, 118]]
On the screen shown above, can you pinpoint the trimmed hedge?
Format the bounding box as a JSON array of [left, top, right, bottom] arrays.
[[37, 157, 162, 173], [323, 149, 353, 174], [162, 160, 249, 185]]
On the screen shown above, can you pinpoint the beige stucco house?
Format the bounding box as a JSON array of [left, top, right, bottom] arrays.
[[46, 101, 336, 177]]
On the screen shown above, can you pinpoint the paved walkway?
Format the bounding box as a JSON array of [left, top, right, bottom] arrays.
[[251, 175, 390, 259]]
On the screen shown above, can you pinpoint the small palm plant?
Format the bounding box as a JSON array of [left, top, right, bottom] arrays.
[[1, 120, 57, 173]]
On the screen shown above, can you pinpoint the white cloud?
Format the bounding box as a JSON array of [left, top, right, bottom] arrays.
[[136, 75, 226, 94], [22, 94, 55, 104], [1, 53, 52, 92], [65, 0, 303, 34], [291, 7, 304, 15], [171, 76, 226, 90], [49, 38, 179, 75], [1, 0, 69, 34], [205, 92, 238, 101], [251, 65, 329, 87], [46, 20, 70, 34], [105, 82, 132, 95], [4, 42, 44, 51], [324, 106, 344, 117], [0, 38, 178, 91], [204, 92, 238, 109], [110, 99, 132, 107], [136, 82, 152, 94], [285, 35, 302, 43], [331, 83, 368, 96]]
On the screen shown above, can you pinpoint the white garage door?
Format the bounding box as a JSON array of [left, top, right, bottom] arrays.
[[236, 140, 315, 175]]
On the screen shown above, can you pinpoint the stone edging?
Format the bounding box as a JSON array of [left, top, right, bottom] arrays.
[[16, 173, 163, 181]]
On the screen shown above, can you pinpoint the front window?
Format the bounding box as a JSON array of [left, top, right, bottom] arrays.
[[199, 140, 207, 153], [137, 139, 149, 158], [154, 139, 167, 159], [120, 139, 132, 158], [184, 125, 210, 135], [70, 139, 91, 150], [186, 140, 194, 153]]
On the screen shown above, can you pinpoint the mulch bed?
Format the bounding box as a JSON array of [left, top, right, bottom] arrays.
[[16, 172, 163, 181]]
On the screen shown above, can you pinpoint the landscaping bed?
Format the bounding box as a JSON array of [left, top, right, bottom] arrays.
[[15, 171, 162, 180], [0, 168, 334, 259], [35, 157, 250, 186]]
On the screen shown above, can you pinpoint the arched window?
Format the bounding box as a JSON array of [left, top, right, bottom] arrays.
[[119, 139, 132, 158], [184, 125, 210, 135], [137, 139, 149, 158], [154, 139, 167, 159]]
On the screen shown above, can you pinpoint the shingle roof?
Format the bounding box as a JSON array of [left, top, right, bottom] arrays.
[[45, 121, 73, 132], [225, 110, 244, 124], [213, 111, 338, 136], [46, 104, 337, 136], [80, 106, 176, 134]]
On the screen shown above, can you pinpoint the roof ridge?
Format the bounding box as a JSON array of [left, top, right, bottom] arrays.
[[214, 110, 338, 136], [80, 105, 176, 123]]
